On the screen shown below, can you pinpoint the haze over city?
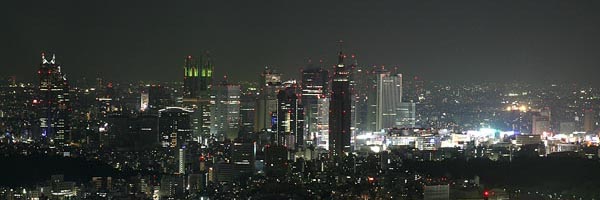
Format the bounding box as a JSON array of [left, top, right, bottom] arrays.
[[3, 0, 600, 83], [2, 1, 600, 200]]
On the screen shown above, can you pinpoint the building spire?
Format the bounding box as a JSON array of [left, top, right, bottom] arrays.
[[337, 40, 344, 66], [41, 52, 48, 64]]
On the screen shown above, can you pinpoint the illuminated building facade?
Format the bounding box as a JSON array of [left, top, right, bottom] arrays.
[[182, 53, 214, 142], [255, 68, 282, 133], [35, 52, 70, 145], [276, 84, 304, 151], [211, 81, 241, 141], [232, 139, 257, 177], [375, 69, 402, 130], [183, 53, 214, 99], [301, 63, 329, 147]]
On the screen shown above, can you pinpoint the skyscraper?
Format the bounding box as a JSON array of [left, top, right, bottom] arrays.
[[211, 80, 241, 141], [350, 60, 372, 133], [301, 62, 329, 147], [159, 107, 193, 148], [182, 53, 214, 99], [397, 102, 416, 128], [199, 53, 214, 97], [276, 83, 304, 151], [183, 56, 199, 98], [374, 69, 402, 130], [352, 66, 406, 132], [239, 84, 257, 134], [182, 53, 213, 143], [255, 68, 282, 133], [329, 42, 352, 158], [35, 52, 70, 146], [148, 85, 171, 112]]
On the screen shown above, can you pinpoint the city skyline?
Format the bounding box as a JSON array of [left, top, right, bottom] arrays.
[[3, 0, 600, 83], [3, 1, 600, 199]]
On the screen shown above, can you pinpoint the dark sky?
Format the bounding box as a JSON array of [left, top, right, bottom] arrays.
[[2, 0, 600, 83]]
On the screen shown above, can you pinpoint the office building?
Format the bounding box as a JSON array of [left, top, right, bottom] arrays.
[[35, 52, 71, 146], [276, 84, 304, 150], [329, 42, 352, 158], [211, 81, 241, 141], [159, 107, 193, 148]]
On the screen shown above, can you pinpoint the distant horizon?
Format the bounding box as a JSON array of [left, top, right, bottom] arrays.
[[4, 50, 600, 86], [3, 1, 600, 83], [6, 69, 600, 87]]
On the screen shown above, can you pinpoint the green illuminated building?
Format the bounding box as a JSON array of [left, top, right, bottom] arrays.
[[182, 52, 214, 144]]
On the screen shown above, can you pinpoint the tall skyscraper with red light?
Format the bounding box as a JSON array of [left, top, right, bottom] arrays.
[[329, 42, 351, 158]]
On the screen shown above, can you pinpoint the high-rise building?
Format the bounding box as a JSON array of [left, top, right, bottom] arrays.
[[329, 42, 352, 158], [255, 68, 282, 133], [183, 56, 199, 98], [397, 102, 416, 128], [301, 62, 329, 147], [159, 107, 193, 148], [350, 62, 374, 133], [35, 52, 71, 146], [181, 53, 213, 143], [211, 81, 241, 141], [314, 97, 330, 150], [140, 92, 149, 112], [182, 53, 214, 99], [583, 109, 595, 132], [276, 84, 304, 151], [353, 66, 408, 132], [199, 53, 214, 95], [240, 84, 257, 134], [232, 139, 256, 177], [148, 85, 171, 112], [374, 69, 402, 130], [178, 148, 186, 174]]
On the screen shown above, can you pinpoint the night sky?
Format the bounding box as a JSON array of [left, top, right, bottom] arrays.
[[2, 0, 600, 83]]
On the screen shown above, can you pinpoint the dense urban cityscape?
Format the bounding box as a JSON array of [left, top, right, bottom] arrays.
[[4, 1, 600, 200], [1, 47, 600, 199]]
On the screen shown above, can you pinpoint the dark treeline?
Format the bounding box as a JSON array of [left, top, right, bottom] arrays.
[[0, 154, 155, 187], [404, 157, 600, 198]]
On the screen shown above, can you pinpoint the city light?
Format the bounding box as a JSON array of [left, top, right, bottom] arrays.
[[1, 1, 599, 199]]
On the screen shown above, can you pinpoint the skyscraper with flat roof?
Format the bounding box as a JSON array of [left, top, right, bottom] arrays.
[[159, 107, 193, 148], [276, 84, 304, 151], [374, 69, 402, 130], [301, 63, 328, 147], [211, 81, 241, 141], [255, 68, 282, 133]]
